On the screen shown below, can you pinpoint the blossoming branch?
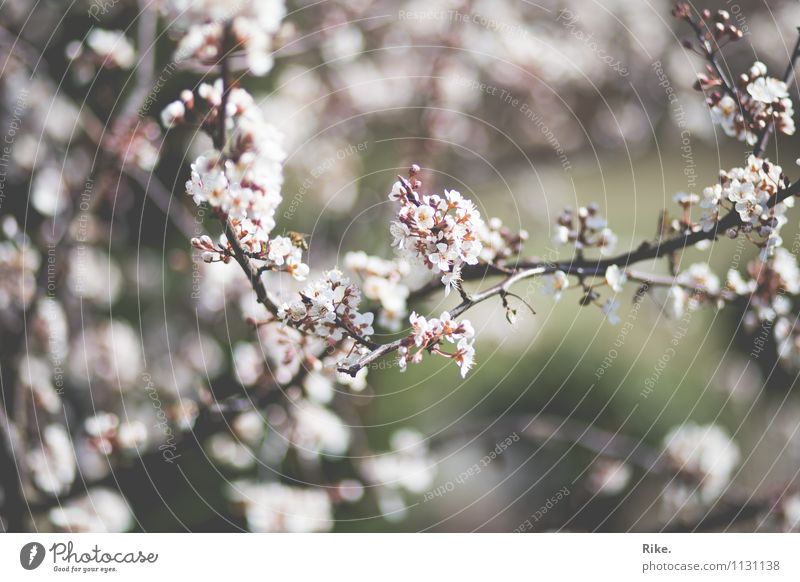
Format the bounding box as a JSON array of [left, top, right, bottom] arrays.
[[157, 2, 800, 387]]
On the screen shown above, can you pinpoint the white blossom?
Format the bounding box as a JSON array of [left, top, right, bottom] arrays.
[[389, 182, 485, 293], [160, 100, 186, 128], [278, 269, 375, 344], [747, 76, 789, 103], [676, 263, 720, 296], [588, 460, 631, 496], [542, 270, 570, 301], [345, 252, 410, 331], [605, 265, 627, 293], [601, 299, 621, 325], [664, 285, 687, 319]]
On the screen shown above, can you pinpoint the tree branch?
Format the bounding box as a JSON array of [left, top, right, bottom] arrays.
[[339, 178, 800, 376], [221, 218, 280, 314]]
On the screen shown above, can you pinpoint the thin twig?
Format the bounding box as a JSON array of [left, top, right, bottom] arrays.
[[685, 15, 739, 103]]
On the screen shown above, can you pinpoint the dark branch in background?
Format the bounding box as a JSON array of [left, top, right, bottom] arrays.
[[432, 413, 797, 533], [25, 397, 791, 534], [520, 415, 667, 474], [431, 413, 667, 474], [126, 165, 198, 241], [74, 102, 199, 242]]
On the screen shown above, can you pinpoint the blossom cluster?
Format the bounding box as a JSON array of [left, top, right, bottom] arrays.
[[673, 5, 795, 145], [705, 62, 795, 145], [676, 262, 721, 306], [688, 156, 789, 260], [108, 117, 161, 172], [192, 229, 309, 281], [27, 424, 75, 496], [398, 311, 476, 378], [552, 204, 618, 256], [239, 294, 369, 391], [68, 320, 143, 390], [277, 268, 375, 344], [389, 174, 485, 296], [166, 0, 285, 76], [43, 488, 134, 533], [387, 167, 529, 297], [655, 156, 795, 322], [177, 80, 286, 224], [164, 79, 311, 280]]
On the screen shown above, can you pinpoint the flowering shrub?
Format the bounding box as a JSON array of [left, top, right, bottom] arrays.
[[3, 0, 800, 534]]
